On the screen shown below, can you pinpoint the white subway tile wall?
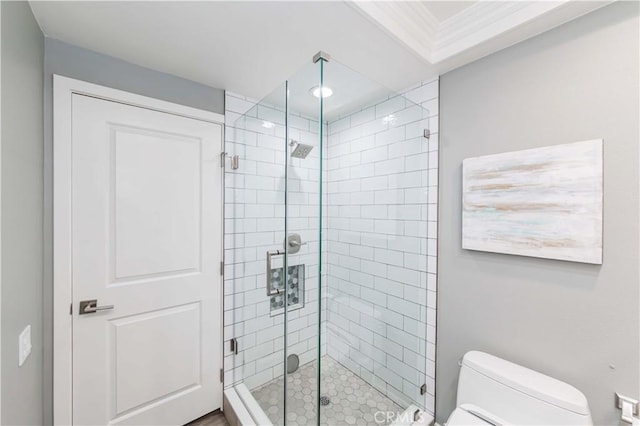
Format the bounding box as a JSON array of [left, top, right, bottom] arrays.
[[223, 77, 438, 415], [325, 79, 438, 412]]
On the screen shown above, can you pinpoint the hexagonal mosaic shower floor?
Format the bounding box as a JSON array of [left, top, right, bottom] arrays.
[[251, 356, 403, 425]]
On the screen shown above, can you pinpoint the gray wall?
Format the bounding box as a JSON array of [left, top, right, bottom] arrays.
[[1, 2, 44, 425], [42, 38, 224, 424], [437, 2, 639, 425]]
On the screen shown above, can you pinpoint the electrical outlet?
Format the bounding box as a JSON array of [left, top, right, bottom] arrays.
[[18, 325, 32, 367]]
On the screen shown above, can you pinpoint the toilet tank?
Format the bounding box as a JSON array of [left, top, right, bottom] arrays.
[[457, 351, 593, 425]]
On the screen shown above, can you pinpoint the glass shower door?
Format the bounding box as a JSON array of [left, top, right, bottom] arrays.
[[224, 83, 289, 425], [227, 58, 326, 425]]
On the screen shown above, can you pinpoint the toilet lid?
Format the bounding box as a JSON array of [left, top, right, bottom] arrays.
[[446, 408, 492, 426]]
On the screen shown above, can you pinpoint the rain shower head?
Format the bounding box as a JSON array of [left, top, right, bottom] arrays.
[[290, 141, 314, 159]]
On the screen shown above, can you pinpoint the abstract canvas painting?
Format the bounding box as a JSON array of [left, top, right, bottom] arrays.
[[462, 139, 603, 264]]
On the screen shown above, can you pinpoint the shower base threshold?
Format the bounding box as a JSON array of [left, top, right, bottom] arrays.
[[224, 383, 273, 426]]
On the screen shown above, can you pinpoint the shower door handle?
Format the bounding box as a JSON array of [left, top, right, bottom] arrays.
[[266, 249, 284, 296]]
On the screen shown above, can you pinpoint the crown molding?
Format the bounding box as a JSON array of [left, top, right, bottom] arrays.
[[431, 0, 613, 63], [350, 1, 439, 60], [350, 0, 614, 72]]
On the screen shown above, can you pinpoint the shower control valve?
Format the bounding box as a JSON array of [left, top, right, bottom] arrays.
[[285, 233, 306, 254]]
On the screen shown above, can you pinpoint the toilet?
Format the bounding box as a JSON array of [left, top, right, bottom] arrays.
[[446, 351, 593, 425]]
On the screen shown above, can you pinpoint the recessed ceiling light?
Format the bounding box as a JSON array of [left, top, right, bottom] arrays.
[[310, 86, 333, 98]]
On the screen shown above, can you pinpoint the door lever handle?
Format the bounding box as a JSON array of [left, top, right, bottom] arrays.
[[79, 299, 114, 315]]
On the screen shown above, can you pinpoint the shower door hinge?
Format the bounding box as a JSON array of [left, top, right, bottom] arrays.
[[220, 152, 239, 169], [423, 129, 431, 140], [230, 337, 238, 355], [70, 303, 73, 315], [220, 368, 224, 383], [220, 260, 224, 276], [420, 383, 427, 395]]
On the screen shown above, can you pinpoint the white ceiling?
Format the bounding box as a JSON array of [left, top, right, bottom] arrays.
[[30, 1, 437, 105], [30, 1, 612, 113]]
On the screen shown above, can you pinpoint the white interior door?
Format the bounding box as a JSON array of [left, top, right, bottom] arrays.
[[70, 94, 222, 425]]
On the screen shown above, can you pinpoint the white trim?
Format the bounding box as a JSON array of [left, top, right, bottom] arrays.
[[349, 1, 438, 61], [235, 383, 272, 426], [351, 1, 613, 71], [53, 75, 224, 425], [0, 3, 3, 421], [432, 1, 612, 64], [434, 1, 553, 60], [223, 387, 262, 426]]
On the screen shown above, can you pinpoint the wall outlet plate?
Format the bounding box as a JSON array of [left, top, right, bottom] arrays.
[[18, 325, 32, 367]]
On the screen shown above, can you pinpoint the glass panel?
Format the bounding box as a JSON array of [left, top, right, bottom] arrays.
[[224, 83, 288, 425], [282, 59, 324, 426], [320, 59, 432, 424]]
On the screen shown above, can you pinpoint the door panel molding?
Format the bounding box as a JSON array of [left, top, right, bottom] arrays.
[[53, 75, 224, 425]]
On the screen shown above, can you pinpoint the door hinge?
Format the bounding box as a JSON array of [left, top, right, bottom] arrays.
[[220, 260, 224, 275], [70, 303, 73, 315], [220, 152, 239, 169], [220, 368, 224, 383], [230, 337, 238, 355], [420, 383, 427, 395]]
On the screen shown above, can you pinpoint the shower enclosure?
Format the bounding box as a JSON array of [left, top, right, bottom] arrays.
[[223, 53, 437, 425]]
